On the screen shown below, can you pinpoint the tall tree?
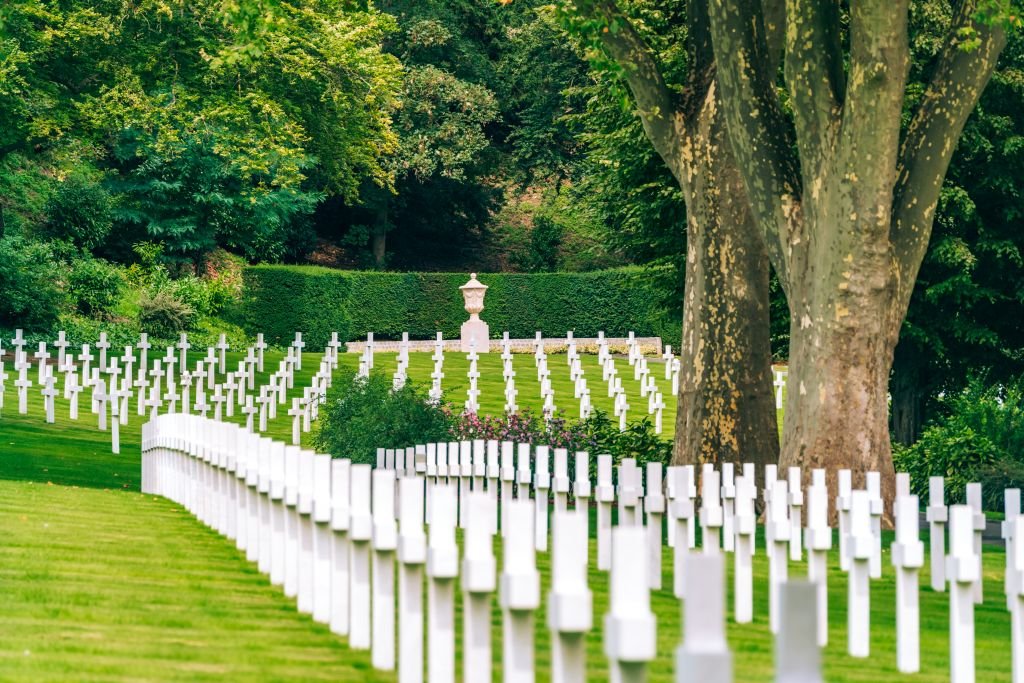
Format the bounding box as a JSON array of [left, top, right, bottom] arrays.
[[706, 0, 1012, 509], [347, 0, 501, 268], [892, 10, 1024, 444], [559, 1, 780, 470]]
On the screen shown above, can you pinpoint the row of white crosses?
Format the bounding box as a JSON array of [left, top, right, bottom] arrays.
[[376, 443, 1019, 682], [465, 340, 481, 414], [348, 329, 671, 431], [358, 332, 375, 378], [565, 332, 594, 421], [143, 414, 836, 683], [501, 334, 519, 414], [430, 333, 444, 402], [3, 328, 334, 451], [392, 333, 410, 391]]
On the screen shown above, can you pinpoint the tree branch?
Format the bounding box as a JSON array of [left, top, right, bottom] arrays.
[[784, 0, 844, 169], [706, 0, 799, 293], [762, 0, 786, 68], [832, 0, 910, 247], [577, 0, 686, 179], [891, 2, 1006, 312], [682, 0, 715, 119]]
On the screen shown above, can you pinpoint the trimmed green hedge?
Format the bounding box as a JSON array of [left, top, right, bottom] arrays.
[[242, 265, 679, 349]]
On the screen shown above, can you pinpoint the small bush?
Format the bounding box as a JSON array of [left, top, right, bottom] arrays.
[[167, 275, 217, 318], [44, 176, 114, 251], [0, 236, 66, 332], [314, 373, 454, 464], [55, 314, 140, 348], [137, 290, 195, 338], [895, 377, 1024, 508], [446, 408, 671, 481], [979, 457, 1024, 511], [448, 409, 597, 454], [68, 258, 125, 318]]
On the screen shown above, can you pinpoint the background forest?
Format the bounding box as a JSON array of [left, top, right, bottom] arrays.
[[1, 0, 1024, 452]]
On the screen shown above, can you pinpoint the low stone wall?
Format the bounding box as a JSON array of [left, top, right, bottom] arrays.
[[344, 336, 664, 355]]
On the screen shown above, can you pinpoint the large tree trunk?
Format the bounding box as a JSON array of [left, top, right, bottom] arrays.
[[890, 340, 923, 446], [673, 102, 779, 470], [780, 194, 902, 520]]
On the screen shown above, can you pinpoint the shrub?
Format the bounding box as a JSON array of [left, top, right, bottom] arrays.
[[44, 176, 114, 251], [895, 377, 1024, 508], [0, 236, 66, 332], [586, 410, 673, 474], [137, 290, 195, 338], [448, 409, 597, 454], [521, 215, 563, 272], [67, 258, 125, 318], [242, 265, 679, 350], [979, 457, 1024, 511], [167, 275, 217, 318], [55, 314, 140, 348], [446, 408, 671, 481], [314, 373, 454, 464]]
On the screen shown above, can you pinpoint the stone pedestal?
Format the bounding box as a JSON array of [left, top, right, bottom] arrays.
[[461, 320, 490, 353]]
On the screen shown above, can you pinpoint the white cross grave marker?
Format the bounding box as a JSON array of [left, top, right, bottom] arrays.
[[892, 479, 924, 673], [596, 454, 615, 571], [848, 490, 873, 658], [768, 478, 791, 634], [947, 505, 980, 683], [329, 457, 351, 637], [967, 482, 986, 604], [645, 462, 665, 589], [371, 468, 397, 671], [605, 526, 655, 683], [548, 509, 591, 683], [462, 491, 495, 682], [804, 469, 832, 646], [427, 483, 458, 683], [734, 470, 757, 624], [676, 553, 731, 683], [348, 463, 373, 650]]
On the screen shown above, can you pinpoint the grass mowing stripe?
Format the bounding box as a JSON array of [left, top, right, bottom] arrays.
[[0, 480, 391, 683]]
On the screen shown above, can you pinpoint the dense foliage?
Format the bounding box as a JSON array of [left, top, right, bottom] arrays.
[[894, 378, 1024, 509], [0, 236, 66, 332], [315, 374, 671, 470], [1, 0, 400, 264], [242, 265, 680, 349], [314, 374, 455, 465], [450, 408, 671, 478]]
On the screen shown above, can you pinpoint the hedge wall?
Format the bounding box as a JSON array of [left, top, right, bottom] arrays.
[[242, 265, 680, 350]]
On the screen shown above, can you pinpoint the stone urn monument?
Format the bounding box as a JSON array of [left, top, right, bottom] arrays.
[[459, 273, 490, 352]]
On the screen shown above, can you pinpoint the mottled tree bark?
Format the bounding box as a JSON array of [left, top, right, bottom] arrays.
[[674, 99, 778, 469], [707, 0, 1006, 519], [582, 1, 780, 469]]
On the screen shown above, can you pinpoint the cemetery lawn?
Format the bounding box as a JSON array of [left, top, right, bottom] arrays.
[[0, 350, 1007, 681]]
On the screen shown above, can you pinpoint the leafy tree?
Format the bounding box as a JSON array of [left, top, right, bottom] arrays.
[[1, 0, 402, 264], [0, 236, 66, 331], [344, 0, 501, 267], [892, 16, 1024, 443], [44, 175, 114, 251]]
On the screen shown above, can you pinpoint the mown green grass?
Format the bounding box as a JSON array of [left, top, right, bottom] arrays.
[[0, 349, 1011, 681]]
